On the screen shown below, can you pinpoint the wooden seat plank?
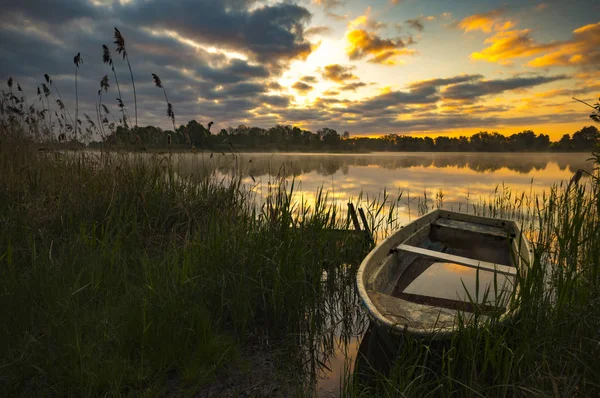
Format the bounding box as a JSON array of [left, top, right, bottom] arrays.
[[395, 244, 516, 276]]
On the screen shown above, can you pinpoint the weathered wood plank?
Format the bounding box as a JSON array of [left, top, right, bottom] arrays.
[[432, 218, 510, 239], [395, 244, 516, 276]]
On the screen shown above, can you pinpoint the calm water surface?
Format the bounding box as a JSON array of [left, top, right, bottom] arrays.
[[177, 151, 593, 223], [175, 151, 592, 396]]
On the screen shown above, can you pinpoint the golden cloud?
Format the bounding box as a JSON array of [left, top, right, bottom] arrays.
[[321, 64, 358, 82], [346, 29, 415, 65], [528, 22, 600, 68], [469, 21, 600, 68], [458, 9, 506, 33], [470, 29, 553, 65]]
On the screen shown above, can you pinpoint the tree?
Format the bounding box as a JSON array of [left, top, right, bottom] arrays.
[[571, 125, 599, 151], [318, 127, 341, 146]]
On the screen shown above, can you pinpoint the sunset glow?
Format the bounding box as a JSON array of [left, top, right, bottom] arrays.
[[0, 0, 598, 140]]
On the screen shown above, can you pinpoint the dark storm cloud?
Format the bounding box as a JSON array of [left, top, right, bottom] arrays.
[[119, 0, 314, 64], [1, 0, 101, 25], [443, 75, 569, 100]]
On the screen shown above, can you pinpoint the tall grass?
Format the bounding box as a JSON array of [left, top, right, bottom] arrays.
[[0, 137, 370, 395]]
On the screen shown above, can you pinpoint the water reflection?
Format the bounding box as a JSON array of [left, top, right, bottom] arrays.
[[175, 151, 593, 178], [173, 152, 592, 229]]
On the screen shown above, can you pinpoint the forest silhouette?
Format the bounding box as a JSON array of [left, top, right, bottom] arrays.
[[93, 122, 600, 153]]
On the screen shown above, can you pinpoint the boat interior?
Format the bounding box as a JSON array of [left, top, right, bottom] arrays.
[[368, 217, 520, 316]]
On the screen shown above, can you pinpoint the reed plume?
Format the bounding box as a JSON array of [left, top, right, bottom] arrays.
[[114, 28, 137, 127], [103, 44, 128, 126], [74, 52, 83, 141], [97, 75, 109, 138], [151, 73, 176, 132], [44, 73, 75, 135]]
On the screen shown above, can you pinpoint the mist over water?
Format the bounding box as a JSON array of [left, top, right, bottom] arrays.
[[174, 151, 593, 224]]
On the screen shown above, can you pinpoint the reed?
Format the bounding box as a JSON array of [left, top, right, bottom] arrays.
[[73, 52, 83, 142], [151, 73, 176, 133], [114, 28, 137, 127], [102, 44, 128, 128]]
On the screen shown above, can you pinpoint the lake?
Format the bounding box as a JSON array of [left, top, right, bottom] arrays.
[[173, 151, 593, 396], [175, 151, 593, 226]]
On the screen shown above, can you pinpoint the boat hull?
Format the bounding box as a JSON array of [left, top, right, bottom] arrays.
[[356, 209, 532, 339]]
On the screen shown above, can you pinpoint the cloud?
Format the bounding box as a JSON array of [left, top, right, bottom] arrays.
[[340, 82, 367, 91], [267, 81, 284, 91], [458, 10, 509, 34], [202, 82, 268, 100], [408, 74, 484, 90], [0, 0, 590, 138], [442, 75, 568, 101], [346, 29, 416, 65], [469, 21, 600, 68], [305, 26, 332, 36], [348, 7, 387, 31], [1, 0, 101, 25], [321, 64, 358, 82], [120, 0, 315, 65], [311, 0, 347, 20], [405, 16, 436, 32], [470, 29, 554, 66], [312, 0, 343, 9], [300, 75, 319, 84], [344, 7, 416, 65], [405, 19, 424, 32], [528, 22, 600, 68], [259, 94, 294, 108], [292, 81, 313, 95]]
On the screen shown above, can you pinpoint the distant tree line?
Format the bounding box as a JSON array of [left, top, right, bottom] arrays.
[[90, 122, 600, 153]]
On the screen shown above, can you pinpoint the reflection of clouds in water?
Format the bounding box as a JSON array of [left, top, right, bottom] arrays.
[[174, 152, 590, 229]]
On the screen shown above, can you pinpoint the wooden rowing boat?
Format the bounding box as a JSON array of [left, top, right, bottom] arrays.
[[356, 209, 532, 339]]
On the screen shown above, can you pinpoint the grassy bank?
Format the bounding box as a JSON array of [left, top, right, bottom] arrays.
[[0, 138, 369, 396], [2, 138, 600, 397]]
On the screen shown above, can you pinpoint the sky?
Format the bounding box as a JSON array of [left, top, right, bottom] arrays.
[[0, 0, 598, 140]]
